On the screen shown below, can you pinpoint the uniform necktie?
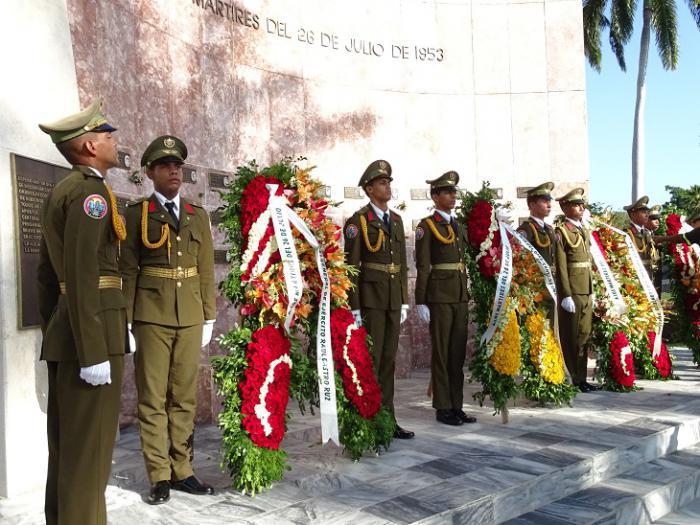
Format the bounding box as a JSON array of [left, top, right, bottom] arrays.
[[164, 201, 179, 229], [383, 212, 390, 231], [450, 216, 457, 229]]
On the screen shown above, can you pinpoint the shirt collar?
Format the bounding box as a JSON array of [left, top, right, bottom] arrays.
[[566, 217, 582, 228], [87, 166, 103, 179], [632, 222, 645, 233], [369, 201, 389, 221], [529, 216, 545, 228], [435, 209, 452, 223], [154, 191, 180, 216]]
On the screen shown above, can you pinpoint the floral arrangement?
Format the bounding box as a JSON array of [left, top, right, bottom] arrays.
[[212, 159, 394, 494], [648, 331, 672, 378], [664, 212, 700, 363], [608, 331, 636, 389], [487, 302, 521, 376]]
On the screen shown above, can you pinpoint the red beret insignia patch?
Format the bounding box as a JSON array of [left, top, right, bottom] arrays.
[[415, 226, 425, 240], [83, 194, 108, 219], [345, 224, 358, 239]]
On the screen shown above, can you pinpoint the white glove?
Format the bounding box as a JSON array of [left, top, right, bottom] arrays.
[[495, 207, 512, 222], [591, 292, 596, 310], [202, 320, 215, 347], [80, 361, 111, 386], [561, 296, 576, 313], [400, 305, 409, 324], [351, 310, 362, 326], [127, 323, 136, 353], [417, 304, 430, 323]]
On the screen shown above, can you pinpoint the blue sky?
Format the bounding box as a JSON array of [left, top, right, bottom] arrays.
[[586, 9, 700, 209]]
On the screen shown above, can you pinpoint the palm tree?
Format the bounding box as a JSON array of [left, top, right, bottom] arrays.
[[583, 0, 700, 201]]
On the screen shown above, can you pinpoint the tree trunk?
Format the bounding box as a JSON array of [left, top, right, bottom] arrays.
[[632, 2, 652, 201]]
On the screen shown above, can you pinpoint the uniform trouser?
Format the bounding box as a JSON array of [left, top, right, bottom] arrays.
[[133, 322, 202, 483], [428, 302, 468, 410], [45, 355, 124, 525], [558, 294, 592, 385], [362, 307, 401, 413]]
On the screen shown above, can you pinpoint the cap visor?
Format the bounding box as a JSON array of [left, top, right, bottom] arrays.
[[93, 123, 117, 133]]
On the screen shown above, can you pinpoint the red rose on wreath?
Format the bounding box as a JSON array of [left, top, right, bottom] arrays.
[[240, 326, 292, 449], [610, 331, 636, 388], [467, 200, 494, 248], [647, 332, 672, 378]]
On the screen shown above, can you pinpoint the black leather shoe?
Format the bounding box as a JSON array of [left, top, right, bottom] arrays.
[[147, 480, 170, 505], [578, 383, 590, 393], [394, 424, 415, 439], [171, 475, 215, 495], [584, 381, 602, 391], [436, 409, 462, 426], [452, 409, 477, 424]]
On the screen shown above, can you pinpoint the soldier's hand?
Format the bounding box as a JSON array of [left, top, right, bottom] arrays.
[[201, 320, 215, 347], [417, 304, 430, 323], [561, 296, 576, 313], [79, 361, 111, 386], [351, 309, 362, 326], [400, 305, 409, 324], [127, 324, 136, 353]]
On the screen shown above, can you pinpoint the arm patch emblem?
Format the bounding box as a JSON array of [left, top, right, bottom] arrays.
[[83, 194, 108, 219], [345, 224, 358, 239], [415, 226, 425, 240]]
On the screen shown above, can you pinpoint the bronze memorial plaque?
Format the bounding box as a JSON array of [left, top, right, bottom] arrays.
[[11, 154, 70, 329]]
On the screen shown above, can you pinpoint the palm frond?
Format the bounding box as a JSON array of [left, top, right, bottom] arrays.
[[685, 0, 700, 30], [651, 0, 679, 70], [611, 0, 638, 41], [583, 0, 611, 71]]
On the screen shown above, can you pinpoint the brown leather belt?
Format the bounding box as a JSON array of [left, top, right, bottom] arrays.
[[59, 275, 122, 295], [362, 262, 401, 274], [431, 262, 465, 271], [141, 266, 199, 280]]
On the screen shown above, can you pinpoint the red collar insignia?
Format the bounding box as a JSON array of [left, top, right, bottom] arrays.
[[565, 222, 574, 231], [148, 200, 157, 213], [367, 210, 376, 221], [184, 203, 195, 215], [433, 212, 443, 223]]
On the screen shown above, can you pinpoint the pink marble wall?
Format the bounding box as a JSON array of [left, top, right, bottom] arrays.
[[66, 0, 439, 425]]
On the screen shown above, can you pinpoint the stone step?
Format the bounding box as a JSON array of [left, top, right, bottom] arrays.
[[501, 444, 700, 525], [653, 493, 700, 524], [399, 410, 700, 525]]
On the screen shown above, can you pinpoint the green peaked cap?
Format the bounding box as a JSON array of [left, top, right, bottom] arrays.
[[526, 181, 554, 200], [141, 135, 188, 168], [557, 187, 586, 204], [38, 98, 117, 144], [358, 159, 392, 188], [623, 195, 650, 212], [426, 171, 459, 190]]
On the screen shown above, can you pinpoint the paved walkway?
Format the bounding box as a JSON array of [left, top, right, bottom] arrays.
[[2, 348, 700, 524]]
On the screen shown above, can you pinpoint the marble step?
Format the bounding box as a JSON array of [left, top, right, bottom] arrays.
[[501, 443, 700, 525], [653, 493, 700, 524], [404, 411, 700, 525]]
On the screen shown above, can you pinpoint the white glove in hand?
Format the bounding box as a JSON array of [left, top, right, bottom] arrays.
[[400, 305, 409, 324], [561, 296, 576, 313], [417, 304, 430, 323], [495, 207, 512, 222], [351, 309, 362, 326], [80, 361, 111, 386], [201, 320, 215, 347], [127, 323, 136, 353]]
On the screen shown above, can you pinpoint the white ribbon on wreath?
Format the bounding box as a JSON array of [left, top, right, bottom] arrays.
[[480, 219, 513, 348], [266, 184, 339, 446]]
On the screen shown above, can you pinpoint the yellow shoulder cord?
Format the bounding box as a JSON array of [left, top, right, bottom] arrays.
[[557, 225, 582, 249], [527, 222, 551, 248], [104, 183, 127, 242], [141, 201, 171, 263], [360, 214, 384, 252], [627, 228, 646, 253], [425, 218, 456, 244]]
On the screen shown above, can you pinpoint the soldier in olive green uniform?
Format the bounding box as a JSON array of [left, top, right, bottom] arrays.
[[344, 160, 413, 439], [624, 196, 657, 280], [646, 205, 662, 294], [37, 99, 127, 525], [414, 172, 475, 426], [517, 182, 557, 320], [555, 188, 599, 392], [120, 136, 217, 504]]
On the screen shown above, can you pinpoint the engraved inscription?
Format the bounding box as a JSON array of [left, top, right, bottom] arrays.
[[214, 249, 228, 264], [410, 188, 430, 200], [344, 187, 363, 199], [16, 175, 54, 254], [209, 172, 229, 189]]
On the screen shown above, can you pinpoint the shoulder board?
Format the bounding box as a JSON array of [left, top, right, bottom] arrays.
[[125, 197, 148, 208], [390, 211, 401, 221], [74, 165, 103, 179]]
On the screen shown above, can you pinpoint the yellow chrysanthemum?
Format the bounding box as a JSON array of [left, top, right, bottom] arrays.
[[489, 308, 521, 376], [525, 310, 565, 384]]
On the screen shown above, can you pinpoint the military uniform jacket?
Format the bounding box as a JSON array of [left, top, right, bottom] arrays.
[[414, 212, 469, 304], [555, 221, 593, 297], [344, 205, 408, 311], [517, 218, 557, 268], [38, 165, 126, 366], [626, 224, 656, 274], [120, 194, 216, 327]]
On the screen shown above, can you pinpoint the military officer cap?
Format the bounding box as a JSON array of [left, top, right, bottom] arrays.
[[358, 159, 392, 188], [38, 98, 117, 144], [426, 171, 459, 190], [141, 135, 188, 168], [623, 195, 650, 212], [526, 181, 554, 200], [556, 187, 586, 204], [648, 205, 661, 220]]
